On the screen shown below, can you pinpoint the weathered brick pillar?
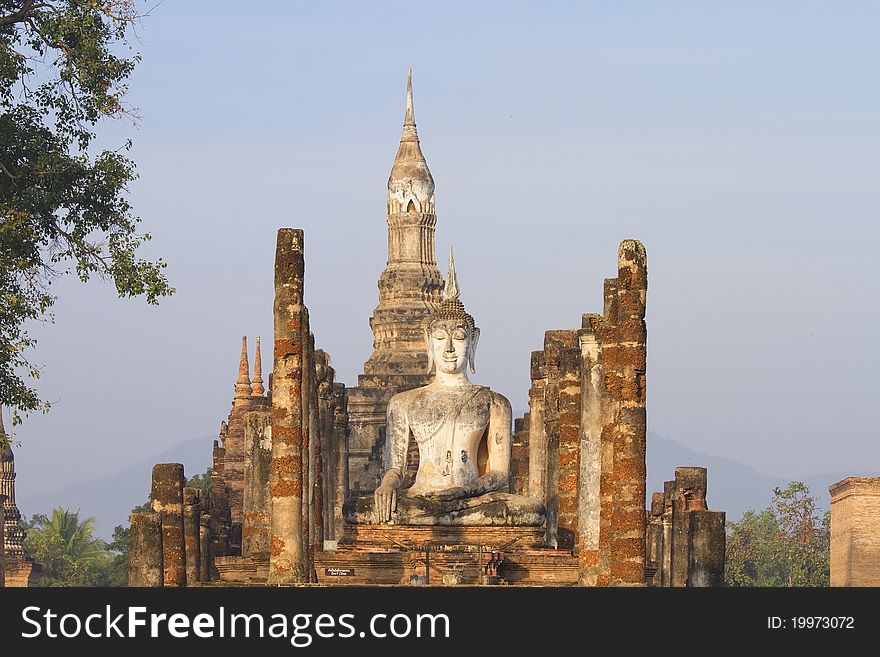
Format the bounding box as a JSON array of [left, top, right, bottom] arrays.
[[129, 511, 162, 587], [0, 493, 6, 587], [510, 416, 530, 496], [577, 314, 603, 585], [604, 240, 648, 585], [331, 382, 349, 541], [646, 492, 665, 586], [199, 513, 211, 582], [303, 333, 319, 578], [183, 487, 201, 585], [208, 436, 231, 567], [151, 463, 186, 587], [269, 228, 307, 584], [527, 352, 548, 508], [553, 333, 582, 551], [830, 477, 880, 586], [540, 337, 562, 548], [310, 346, 325, 560], [670, 467, 707, 587], [242, 410, 272, 558], [316, 353, 332, 542], [659, 480, 674, 587], [687, 510, 726, 587]]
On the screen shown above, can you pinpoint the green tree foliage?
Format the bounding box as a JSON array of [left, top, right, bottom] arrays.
[[0, 1, 172, 423], [24, 506, 125, 586], [725, 482, 830, 587], [186, 467, 212, 491]]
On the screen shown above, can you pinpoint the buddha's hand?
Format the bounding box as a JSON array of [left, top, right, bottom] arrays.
[[421, 486, 469, 502], [374, 484, 397, 524]]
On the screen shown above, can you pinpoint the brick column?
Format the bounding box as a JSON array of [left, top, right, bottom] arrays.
[[151, 463, 186, 587], [659, 480, 674, 587], [307, 339, 323, 564], [670, 467, 707, 587], [646, 492, 665, 586], [527, 352, 548, 508], [199, 513, 211, 583], [331, 383, 349, 541], [602, 240, 648, 585], [687, 510, 726, 587], [551, 332, 581, 551], [577, 314, 603, 584], [316, 353, 334, 542], [268, 228, 307, 584], [129, 511, 162, 587], [183, 486, 201, 585], [242, 410, 272, 558], [510, 415, 530, 496]]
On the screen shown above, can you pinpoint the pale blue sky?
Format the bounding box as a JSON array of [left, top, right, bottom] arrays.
[[10, 1, 880, 503]]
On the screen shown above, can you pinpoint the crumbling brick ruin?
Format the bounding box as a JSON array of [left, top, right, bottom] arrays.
[[510, 240, 651, 586], [128, 71, 726, 587], [645, 467, 725, 586], [829, 477, 880, 586], [129, 230, 349, 586], [0, 410, 41, 587]]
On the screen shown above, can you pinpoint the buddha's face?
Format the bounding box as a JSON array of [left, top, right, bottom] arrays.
[[428, 320, 471, 375]]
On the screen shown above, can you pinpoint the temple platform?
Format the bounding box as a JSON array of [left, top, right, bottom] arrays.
[[326, 524, 577, 585], [314, 546, 578, 586], [214, 525, 579, 586]]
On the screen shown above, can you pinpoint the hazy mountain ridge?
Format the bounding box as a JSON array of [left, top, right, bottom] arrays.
[[19, 437, 213, 540], [647, 432, 877, 520], [19, 432, 874, 540]]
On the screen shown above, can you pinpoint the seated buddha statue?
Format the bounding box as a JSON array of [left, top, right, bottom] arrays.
[[346, 252, 545, 526]]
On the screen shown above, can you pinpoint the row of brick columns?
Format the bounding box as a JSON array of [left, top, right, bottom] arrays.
[[513, 240, 649, 586]]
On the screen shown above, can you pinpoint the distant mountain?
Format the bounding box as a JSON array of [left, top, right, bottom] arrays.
[[18, 437, 213, 541], [18, 431, 875, 541], [647, 432, 878, 521]]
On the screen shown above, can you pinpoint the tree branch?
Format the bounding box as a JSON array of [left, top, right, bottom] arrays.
[[0, 1, 39, 28]]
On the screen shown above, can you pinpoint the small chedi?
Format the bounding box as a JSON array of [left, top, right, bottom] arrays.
[[1, 409, 41, 587], [129, 70, 726, 586]]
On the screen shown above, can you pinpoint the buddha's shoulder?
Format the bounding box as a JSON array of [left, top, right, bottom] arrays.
[[388, 387, 425, 407], [487, 389, 512, 411], [389, 383, 505, 406]]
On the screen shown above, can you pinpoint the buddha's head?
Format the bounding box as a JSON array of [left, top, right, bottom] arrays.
[[426, 249, 480, 376]]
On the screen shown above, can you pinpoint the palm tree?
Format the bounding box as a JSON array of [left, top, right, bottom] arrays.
[[25, 508, 111, 585]]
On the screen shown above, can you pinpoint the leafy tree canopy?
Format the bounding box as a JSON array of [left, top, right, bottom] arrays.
[[1, 0, 172, 424], [186, 466, 212, 491], [24, 506, 126, 586], [725, 481, 830, 587]]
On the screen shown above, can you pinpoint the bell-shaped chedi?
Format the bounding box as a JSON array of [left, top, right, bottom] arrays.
[[361, 68, 445, 387]]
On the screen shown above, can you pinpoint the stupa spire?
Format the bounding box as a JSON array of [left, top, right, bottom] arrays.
[[444, 247, 460, 301], [235, 336, 252, 399], [403, 67, 416, 132], [252, 336, 265, 396], [388, 68, 435, 216]]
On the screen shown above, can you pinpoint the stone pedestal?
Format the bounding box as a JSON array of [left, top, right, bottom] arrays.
[[316, 525, 577, 586]]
